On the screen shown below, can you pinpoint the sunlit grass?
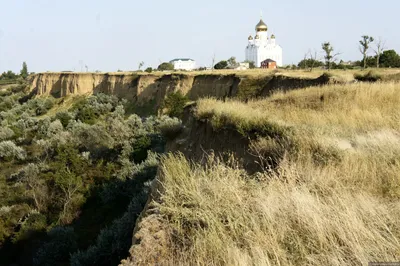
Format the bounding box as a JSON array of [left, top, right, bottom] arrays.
[[127, 80, 400, 265]]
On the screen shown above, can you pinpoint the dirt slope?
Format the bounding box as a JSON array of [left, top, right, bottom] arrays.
[[29, 72, 335, 115]]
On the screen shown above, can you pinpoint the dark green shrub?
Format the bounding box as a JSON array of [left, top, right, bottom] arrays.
[[214, 60, 228, 69], [76, 106, 99, 125], [162, 91, 189, 118], [157, 62, 174, 71], [12, 212, 47, 243], [70, 193, 147, 266], [130, 135, 152, 163], [55, 111, 73, 128], [33, 227, 78, 266]]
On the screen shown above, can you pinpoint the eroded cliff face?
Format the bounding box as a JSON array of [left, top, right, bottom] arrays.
[[29, 72, 332, 115], [29, 72, 239, 100]]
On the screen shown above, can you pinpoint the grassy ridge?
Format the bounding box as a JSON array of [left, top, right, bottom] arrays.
[[134, 81, 400, 265]]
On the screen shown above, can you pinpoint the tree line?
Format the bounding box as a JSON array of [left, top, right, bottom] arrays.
[[298, 36, 400, 71], [0, 62, 29, 81]]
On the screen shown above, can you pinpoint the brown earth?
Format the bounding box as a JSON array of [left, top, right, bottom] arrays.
[[29, 72, 337, 115]]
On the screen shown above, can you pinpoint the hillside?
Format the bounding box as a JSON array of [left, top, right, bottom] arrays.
[[1, 69, 400, 265], [122, 80, 400, 265]]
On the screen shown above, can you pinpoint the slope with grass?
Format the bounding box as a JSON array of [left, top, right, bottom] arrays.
[[123, 81, 400, 265]]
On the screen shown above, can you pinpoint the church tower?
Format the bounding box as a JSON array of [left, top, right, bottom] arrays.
[[255, 19, 268, 42], [245, 17, 283, 67]]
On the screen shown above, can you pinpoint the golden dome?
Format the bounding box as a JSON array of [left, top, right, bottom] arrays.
[[248, 35, 254, 40], [271, 34, 276, 39], [255, 35, 260, 39], [256, 19, 268, 31]]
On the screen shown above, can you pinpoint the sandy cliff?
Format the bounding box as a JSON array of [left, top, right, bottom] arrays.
[[29, 72, 333, 114]]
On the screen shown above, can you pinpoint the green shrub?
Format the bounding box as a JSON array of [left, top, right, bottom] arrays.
[[0, 127, 15, 141], [32, 98, 55, 116], [12, 212, 47, 243], [0, 140, 26, 161], [130, 135, 152, 163], [157, 116, 183, 140], [55, 111, 74, 128], [75, 106, 99, 125], [162, 91, 189, 118]]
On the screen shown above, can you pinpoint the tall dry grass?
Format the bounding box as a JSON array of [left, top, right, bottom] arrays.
[[131, 81, 400, 265], [197, 82, 400, 136], [156, 153, 400, 266]]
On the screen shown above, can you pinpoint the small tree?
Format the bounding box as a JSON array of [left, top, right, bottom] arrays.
[[227, 57, 238, 68], [157, 62, 174, 71], [373, 37, 386, 68], [380, 50, 400, 68], [145, 67, 153, 73], [359, 35, 374, 69], [162, 91, 189, 118], [20, 62, 28, 79], [214, 60, 228, 70], [321, 42, 340, 70]]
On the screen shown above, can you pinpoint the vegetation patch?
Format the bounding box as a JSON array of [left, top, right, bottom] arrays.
[[161, 91, 190, 118], [237, 76, 272, 101], [354, 70, 383, 82], [0, 86, 182, 265]]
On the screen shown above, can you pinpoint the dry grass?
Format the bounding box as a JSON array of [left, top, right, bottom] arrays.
[[197, 81, 400, 137], [132, 80, 400, 265], [155, 153, 400, 266]]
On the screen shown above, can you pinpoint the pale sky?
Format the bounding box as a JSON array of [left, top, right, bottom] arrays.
[[0, 0, 398, 73]]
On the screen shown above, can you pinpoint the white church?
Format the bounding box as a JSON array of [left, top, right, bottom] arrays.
[[245, 18, 283, 67]]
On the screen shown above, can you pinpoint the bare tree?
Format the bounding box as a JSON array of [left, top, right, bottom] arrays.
[[359, 35, 374, 69], [299, 49, 319, 71], [308, 49, 319, 72], [373, 37, 386, 68], [321, 42, 341, 70], [211, 53, 216, 71], [301, 52, 308, 69], [138, 61, 144, 70]]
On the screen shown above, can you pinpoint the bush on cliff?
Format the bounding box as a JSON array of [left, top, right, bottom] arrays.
[[0, 89, 178, 265], [162, 91, 189, 118]]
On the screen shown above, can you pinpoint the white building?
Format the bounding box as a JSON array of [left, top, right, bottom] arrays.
[[170, 58, 196, 71], [245, 19, 283, 67], [235, 62, 250, 70]]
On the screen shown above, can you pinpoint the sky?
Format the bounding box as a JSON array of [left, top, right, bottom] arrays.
[[0, 0, 398, 73]]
